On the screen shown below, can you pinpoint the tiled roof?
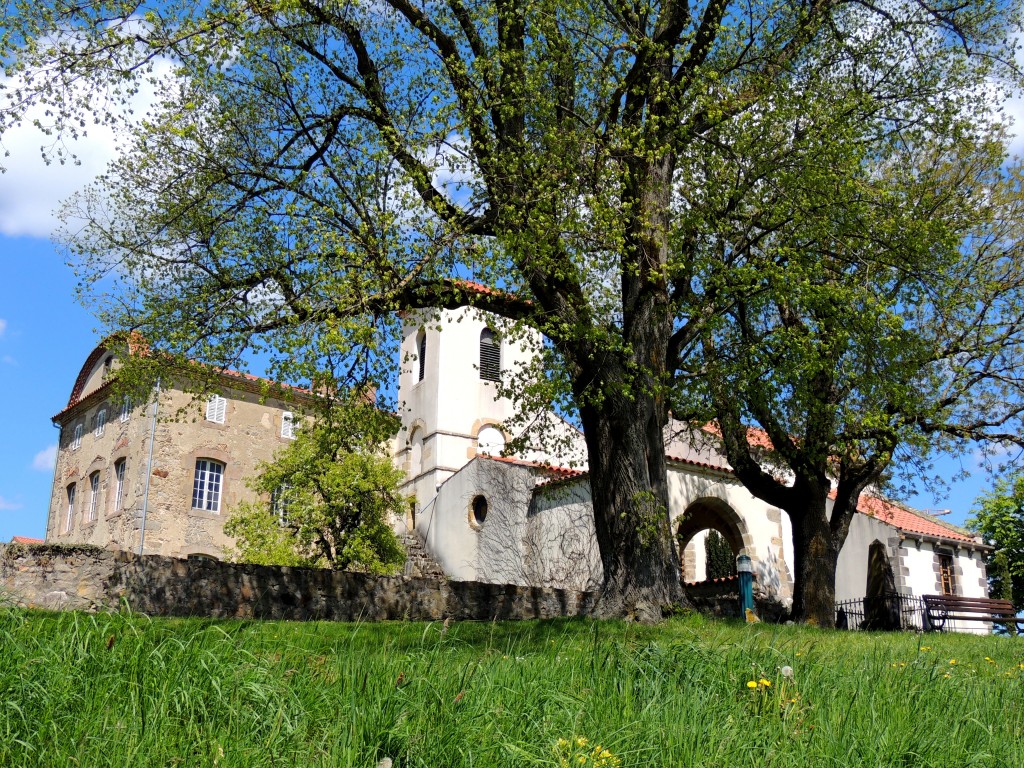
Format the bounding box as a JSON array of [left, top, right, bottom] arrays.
[[478, 454, 587, 480], [665, 453, 732, 474], [701, 422, 776, 450], [54, 337, 315, 422], [853, 493, 976, 543], [10, 536, 44, 545]]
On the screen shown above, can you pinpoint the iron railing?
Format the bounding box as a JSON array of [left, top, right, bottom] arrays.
[[835, 592, 927, 631]]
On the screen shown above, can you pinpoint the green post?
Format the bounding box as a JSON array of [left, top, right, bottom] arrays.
[[737, 554, 754, 614]]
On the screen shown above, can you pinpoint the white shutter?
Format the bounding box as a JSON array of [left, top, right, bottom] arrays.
[[206, 395, 226, 424], [281, 411, 295, 439]]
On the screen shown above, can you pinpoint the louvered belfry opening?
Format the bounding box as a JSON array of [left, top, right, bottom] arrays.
[[417, 330, 426, 382], [479, 328, 500, 381]]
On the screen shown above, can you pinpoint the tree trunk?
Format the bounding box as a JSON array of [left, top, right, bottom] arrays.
[[577, 373, 684, 622], [787, 495, 840, 627]]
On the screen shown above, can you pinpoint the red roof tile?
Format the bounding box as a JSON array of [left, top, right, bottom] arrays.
[[852, 493, 976, 543], [478, 454, 587, 479], [10, 536, 44, 545], [665, 453, 732, 474]]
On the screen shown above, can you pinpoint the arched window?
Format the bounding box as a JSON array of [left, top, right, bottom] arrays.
[[408, 427, 423, 479], [476, 425, 506, 455], [87, 471, 101, 523], [64, 484, 76, 532], [113, 459, 126, 512], [417, 329, 427, 382], [479, 328, 500, 381], [192, 459, 225, 512]]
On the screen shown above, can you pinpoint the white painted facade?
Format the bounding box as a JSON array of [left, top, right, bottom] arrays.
[[399, 307, 992, 630]]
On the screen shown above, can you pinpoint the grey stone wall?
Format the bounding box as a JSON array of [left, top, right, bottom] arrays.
[[0, 544, 597, 622]]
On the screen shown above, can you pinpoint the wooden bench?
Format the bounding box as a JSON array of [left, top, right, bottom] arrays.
[[922, 594, 1022, 632]]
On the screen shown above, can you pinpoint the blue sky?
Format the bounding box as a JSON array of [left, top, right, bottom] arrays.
[[1, 77, 1022, 542]]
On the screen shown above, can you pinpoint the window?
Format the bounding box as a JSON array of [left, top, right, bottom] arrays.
[[470, 494, 488, 527], [479, 328, 500, 381], [206, 394, 227, 424], [476, 425, 506, 455], [64, 484, 76, 532], [119, 396, 132, 423], [87, 472, 100, 523], [281, 411, 296, 439], [102, 355, 113, 378], [938, 551, 957, 595], [93, 408, 107, 437], [192, 459, 224, 512], [113, 459, 126, 512], [417, 329, 426, 382], [271, 484, 292, 525], [71, 423, 83, 450]]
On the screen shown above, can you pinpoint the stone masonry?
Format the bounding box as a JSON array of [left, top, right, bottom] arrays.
[[0, 544, 597, 622]]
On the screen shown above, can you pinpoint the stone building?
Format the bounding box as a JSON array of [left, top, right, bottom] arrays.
[[46, 304, 990, 622], [46, 343, 310, 558]]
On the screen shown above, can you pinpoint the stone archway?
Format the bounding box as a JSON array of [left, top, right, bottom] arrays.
[[675, 497, 752, 583]]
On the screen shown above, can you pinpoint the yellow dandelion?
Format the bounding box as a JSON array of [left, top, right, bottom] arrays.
[[759, 678, 771, 687], [920, 646, 931, 652], [949, 659, 957, 665], [578, 757, 586, 765], [943, 673, 951, 679], [746, 680, 758, 689], [576, 737, 588, 748]]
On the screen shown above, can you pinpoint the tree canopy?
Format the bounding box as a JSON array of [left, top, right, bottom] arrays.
[[968, 476, 1024, 613], [225, 404, 407, 573], [3, 0, 1022, 621]]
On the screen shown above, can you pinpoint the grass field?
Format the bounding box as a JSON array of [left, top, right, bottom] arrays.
[[1, 609, 1022, 767]]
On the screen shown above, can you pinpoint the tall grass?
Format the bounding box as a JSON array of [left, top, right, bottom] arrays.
[[0, 608, 1021, 767]]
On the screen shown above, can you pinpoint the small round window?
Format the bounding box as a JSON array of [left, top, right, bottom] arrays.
[[470, 495, 488, 527]]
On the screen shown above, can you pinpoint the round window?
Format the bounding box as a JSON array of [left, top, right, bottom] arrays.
[[470, 494, 488, 526]]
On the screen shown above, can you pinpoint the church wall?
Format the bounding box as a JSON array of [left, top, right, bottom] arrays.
[[524, 480, 603, 591], [668, 468, 792, 602], [419, 458, 535, 583], [833, 509, 897, 603]]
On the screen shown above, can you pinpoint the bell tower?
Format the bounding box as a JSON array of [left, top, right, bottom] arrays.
[[396, 306, 540, 521]]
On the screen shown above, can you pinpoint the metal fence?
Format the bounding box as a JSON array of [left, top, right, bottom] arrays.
[[835, 592, 927, 631]]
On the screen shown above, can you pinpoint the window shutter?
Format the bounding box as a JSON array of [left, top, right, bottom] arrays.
[[417, 331, 426, 382], [281, 411, 295, 439], [479, 329, 501, 381], [206, 395, 226, 424]]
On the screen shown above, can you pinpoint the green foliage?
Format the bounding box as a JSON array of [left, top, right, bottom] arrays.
[[967, 477, 1024, 612], [704, 530, 735, 581], [3, 610, 1024, 767], [3, 0, 1022, 609], [224, 404, 407, 574]]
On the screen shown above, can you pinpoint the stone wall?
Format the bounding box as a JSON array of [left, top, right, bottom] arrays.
[[0, 544, 597, 622]]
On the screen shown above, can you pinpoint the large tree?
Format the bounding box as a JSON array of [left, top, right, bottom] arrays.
[[676, 137, 1024, 624], [2, 0, 1018, 619]]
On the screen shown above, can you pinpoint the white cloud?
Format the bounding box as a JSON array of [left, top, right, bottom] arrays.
[[31, 444, 57, 472], [0, 58, 175, 239], [0, 495, 22, 511], [0, 318, 6, 337]]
